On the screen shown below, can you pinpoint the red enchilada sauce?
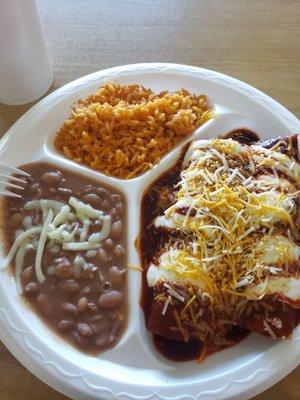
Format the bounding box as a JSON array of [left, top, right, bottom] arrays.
[[220, 128, 259, 144]]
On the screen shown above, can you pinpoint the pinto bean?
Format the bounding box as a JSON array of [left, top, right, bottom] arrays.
[[109, 266, 124, 289], [95, 332, 109, 347], [29, 183, 40, 193], [91, 322, 100, 332], [94, 187, 108, 198], [100, 199, 110, 211], [98, 290, 123, 309], [35, 189, 42, 199], [87, 302, 98, 312], [109, 312, 118, 321], [111, 208, 119, 219], [57, 188, 72, 198], [56, 260, 73, 279], [10, 213, 23, 227], [41, 171, 62, 186], [76, 322, 94, 337], [83, 185, 93, 193], [37, 293, 53, 317], [59, 279, 80, 294], [97, 248, 109, 264], [77, 297, 88, 312], [115, 202, 124, 216], [103, 238, 114, 250], [108, 320, 121, 344], [110, 194, 121, 204], [24, 281, 39, 295], [74, 331, 89, 348], [113, 244, 125, 259], [90, 315, 103, 322], [110, 220, 123, 239], [22, 266, 33, 281], [82, 193, 102, 208], [57, 320, 74, 332], [81, 286, 91, 296], [81, 264, 95, 280], [63, 302, 79, 316]]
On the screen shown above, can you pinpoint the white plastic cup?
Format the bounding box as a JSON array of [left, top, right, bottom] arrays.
[[0, 0, 53, 105]]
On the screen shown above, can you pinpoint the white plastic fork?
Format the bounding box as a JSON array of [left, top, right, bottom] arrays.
[[0, 162, 30, 198]]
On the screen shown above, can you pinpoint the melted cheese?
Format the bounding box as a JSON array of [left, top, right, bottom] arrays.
[[147, 247, 215, 292], [256, 235, 299, 265], [252, 146, 300, 181], [251, 174, 297, 193], [246, 277, 300, 301]]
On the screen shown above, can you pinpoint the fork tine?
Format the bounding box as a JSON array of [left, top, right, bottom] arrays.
[[0, 190, 22, 198], [0, 173, 27, 184], [0, 180, 25, 190], [0, 162, 30, 177]]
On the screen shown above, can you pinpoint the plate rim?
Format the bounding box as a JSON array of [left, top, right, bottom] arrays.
[[0, 62, 299, 400]]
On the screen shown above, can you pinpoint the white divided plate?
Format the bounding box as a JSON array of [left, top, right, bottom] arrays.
[[0, 63, 299, 400]]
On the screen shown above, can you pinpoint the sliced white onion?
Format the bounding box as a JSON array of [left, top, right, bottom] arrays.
[[35, 209, 53, 284]]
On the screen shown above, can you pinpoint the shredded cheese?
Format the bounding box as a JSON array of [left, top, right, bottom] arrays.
[[15, 238, 29, 295], [52, 205, 71, 227], [35, 209, 53, 283], [88, 215, 112, 243], [24, 199, 65, 212], [2, 189, 114, 293], [62, 242, 100, 251], [69, 197, 103, 220], [0, 227, 42, 270], [80, 219, 90, 242], [147, 137, 299, 344]]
